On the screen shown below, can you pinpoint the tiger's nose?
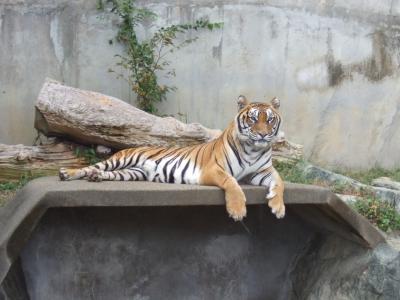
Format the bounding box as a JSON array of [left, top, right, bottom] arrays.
[[260, 133, 268, 138]]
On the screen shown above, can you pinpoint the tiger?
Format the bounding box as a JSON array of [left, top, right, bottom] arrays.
[[59, 95, 285, 221]]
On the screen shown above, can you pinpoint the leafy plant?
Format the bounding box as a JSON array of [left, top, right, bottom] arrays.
[[0, 175, 37, 206], [353, 196, 400, 232], [275, 160, 400, 232], [0, 174, 34, 190], [0, 181, 20, 191], [274, 160, 313, 185], [97, 0, 104, 10], [329, 182, 364, 195], [106, 0, 222, 113], [74, 147, 102, 165]]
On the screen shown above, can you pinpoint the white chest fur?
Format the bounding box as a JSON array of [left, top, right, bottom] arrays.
[[227, 145, 272, 181]]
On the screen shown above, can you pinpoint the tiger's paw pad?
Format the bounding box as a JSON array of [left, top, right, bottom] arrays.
[[87, 169, 103, 182], [268, 198, 285, 219], [226, 200, 247, 221], [59, 168, 72, 181]]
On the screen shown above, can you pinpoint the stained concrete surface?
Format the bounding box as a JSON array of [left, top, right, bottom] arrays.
[[1, 1, 400, 169], [20, 206, 313, 300]]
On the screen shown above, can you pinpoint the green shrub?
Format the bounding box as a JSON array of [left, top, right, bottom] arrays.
[[74, 147, 102, 165], [275, 160, 400, 232], [353, 196, 400, 232], [106, 0, 222, 114], [0, 174, 32, 191], [0, 182, 20, 191], [274, 160, 313, 185]]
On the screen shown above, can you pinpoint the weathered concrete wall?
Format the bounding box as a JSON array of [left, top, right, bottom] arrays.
[[0, 0, 132, 146], [19, 206, 311, 300], [1, 0, 400, 169]]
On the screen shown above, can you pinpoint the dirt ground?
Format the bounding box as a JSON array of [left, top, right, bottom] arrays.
[[0, 190, 16, 207], [387, 231, 400, 251]]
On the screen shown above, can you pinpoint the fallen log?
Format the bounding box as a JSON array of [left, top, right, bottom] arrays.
[[273, 138, 303, 163], [34, 78, 302, 160], [35, 79, 221, 149], [0, 141, 88, 182]]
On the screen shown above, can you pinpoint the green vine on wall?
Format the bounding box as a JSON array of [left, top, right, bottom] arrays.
[[101, 0, 223, 114]]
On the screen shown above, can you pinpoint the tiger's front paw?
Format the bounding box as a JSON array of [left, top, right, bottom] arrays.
[[87, 169, 103, 182], [268, 196, 285, 219], [226, 198, 247, 221]]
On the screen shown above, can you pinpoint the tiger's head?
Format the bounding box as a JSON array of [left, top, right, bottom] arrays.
[[235, 95, 281, 148]]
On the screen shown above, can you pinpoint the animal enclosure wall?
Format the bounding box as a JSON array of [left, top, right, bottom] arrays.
[[1, 0, 400, 169], [18, 206, 312, 300]]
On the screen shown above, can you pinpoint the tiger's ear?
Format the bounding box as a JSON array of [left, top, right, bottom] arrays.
[[237, 95, 249, 111], [271, 97, 280, 110]]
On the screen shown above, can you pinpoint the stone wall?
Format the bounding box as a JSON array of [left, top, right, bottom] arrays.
[[1, 0, 400, 169]]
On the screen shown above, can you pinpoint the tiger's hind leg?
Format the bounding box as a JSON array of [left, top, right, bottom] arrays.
[[87, 167, 147, 182], [59, 147, 148, 181]]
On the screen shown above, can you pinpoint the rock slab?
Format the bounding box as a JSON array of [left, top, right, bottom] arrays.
[[372, 177, 400, 191], [291, 235, 400, 300]]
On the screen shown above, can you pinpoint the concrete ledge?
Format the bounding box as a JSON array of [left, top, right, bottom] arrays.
[[0, 177, 386, 284]]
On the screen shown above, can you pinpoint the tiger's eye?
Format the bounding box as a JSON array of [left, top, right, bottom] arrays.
[[248, 115, 256, 123]]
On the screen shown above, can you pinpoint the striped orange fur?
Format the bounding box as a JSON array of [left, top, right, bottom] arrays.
[[59, 96, 285, 221]]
